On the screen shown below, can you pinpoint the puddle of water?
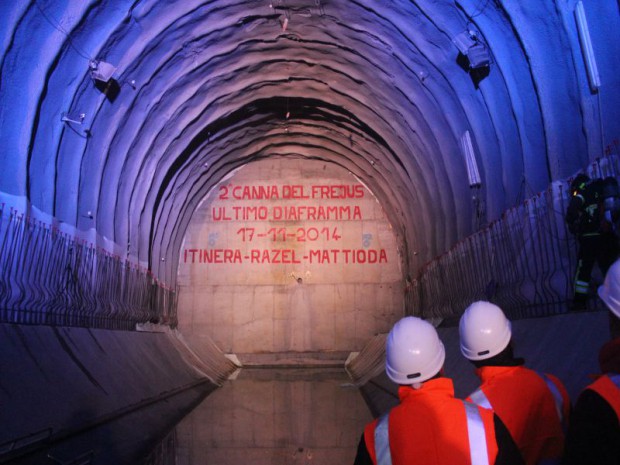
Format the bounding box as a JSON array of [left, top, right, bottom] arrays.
[[173, 368, 373, 465]]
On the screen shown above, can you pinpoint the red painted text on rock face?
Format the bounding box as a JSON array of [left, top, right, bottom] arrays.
[[184, 181, 389, 266], [217, 184, 365, 200], [211, 205, 362, 221], [183, 248, 388, 264]]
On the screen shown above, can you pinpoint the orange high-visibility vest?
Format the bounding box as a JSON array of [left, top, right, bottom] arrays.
[[586, 374, 620, 421], [364, 378, 499, 465], [467, 366, 569, 465]]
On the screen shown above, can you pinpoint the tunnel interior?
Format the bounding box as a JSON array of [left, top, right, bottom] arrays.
[[1, 1, 620, 464]]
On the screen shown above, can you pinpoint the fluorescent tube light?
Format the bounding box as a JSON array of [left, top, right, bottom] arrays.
[[461, 130, 481, 187], [575, 1, 600, 92]]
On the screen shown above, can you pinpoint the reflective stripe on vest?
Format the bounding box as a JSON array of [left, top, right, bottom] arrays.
[[470, 372, 564, 423], [373, 404, 489, 465], [469, 388, 493, 410], [536, 372, 564, 424], [574, 279, 589, 294], [374, 412, 392, 465], [463, 401, 490, 465]]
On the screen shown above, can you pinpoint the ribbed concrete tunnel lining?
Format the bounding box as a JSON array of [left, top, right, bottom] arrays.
[[4, 1, 617, 289], [1, 3, 620, 462]]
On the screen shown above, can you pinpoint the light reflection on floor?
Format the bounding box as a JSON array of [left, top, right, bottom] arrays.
[[174, 368, 373, 465]]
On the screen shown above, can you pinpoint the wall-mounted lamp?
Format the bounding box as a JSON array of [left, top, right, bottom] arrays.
[[460, 130, 481, 187], [121, 78, 137, 89], [89, 60, 117, 83], [574, 1, 600, 92], [90, 60, 121, 102], [61, 111, 86, 125], [452, 30, 490, 69]]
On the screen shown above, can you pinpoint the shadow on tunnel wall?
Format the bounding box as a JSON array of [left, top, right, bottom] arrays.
[[455, 52, 491, 88]]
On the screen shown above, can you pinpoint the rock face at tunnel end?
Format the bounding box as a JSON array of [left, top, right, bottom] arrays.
[[177, 158, 404, 357]]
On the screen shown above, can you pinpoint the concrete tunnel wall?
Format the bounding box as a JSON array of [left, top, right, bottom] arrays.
[[1, 1, 620, 461], [0, 322, 237, 461], [2, 1, 620, 287]]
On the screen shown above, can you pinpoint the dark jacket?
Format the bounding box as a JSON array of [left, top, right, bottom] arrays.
[[563, 338, 620, 465], [565, 178, 604, 236]]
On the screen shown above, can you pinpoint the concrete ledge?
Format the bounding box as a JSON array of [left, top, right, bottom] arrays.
[[235, 351, 350, 368], [0, 323, 229, 459]]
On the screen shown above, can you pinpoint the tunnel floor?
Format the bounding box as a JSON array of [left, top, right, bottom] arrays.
[[4, 368, 371, 465], [173, 367, 372, 465], [3, 381, 215, 465]]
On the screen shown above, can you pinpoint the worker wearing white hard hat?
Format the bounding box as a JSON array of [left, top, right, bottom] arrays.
[[353, 316, 523, 465], [459, 301, 570, 465]]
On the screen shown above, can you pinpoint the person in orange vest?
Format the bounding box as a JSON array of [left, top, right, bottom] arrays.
[[459, 301, 570, 465], [563, 258, 620, 465], [353, 316, 524, 465]]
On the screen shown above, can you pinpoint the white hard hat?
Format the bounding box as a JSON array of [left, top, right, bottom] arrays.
[[599, 259, 620, 318], [459, 301, 512, 361], [385, 316, 445, 385]]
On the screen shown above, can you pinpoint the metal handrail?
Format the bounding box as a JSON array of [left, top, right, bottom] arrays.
[[0, 207, 177, 330], [406, 155, 620, 321]]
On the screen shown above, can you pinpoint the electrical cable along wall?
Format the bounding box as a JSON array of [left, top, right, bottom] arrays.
[[407, 155, 620, 322], [0, 203, 176, 329]]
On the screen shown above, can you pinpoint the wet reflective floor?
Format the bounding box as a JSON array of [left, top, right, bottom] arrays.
[[2, 368, 371, 465], [4, 381, 215, 465], [174, 368, 373, 465]]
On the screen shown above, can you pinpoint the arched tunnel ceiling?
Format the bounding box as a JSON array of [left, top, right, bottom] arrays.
[[1, 0, 619, 285]]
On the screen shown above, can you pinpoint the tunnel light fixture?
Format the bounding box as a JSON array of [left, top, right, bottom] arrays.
[[453, 31, 476, 55], [89, 59, 117, 83], [461, 130, 481, 187], [574, 1, 600, 92], [61, 111, 86, 125], [452, 30, 490, 69], [467, 43, 490, 69]]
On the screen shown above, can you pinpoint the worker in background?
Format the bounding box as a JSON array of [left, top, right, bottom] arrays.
[[565, 174, 619, 311], [459, 301, 570, 465], [563, 258, 620, 465], [353, 316, 524, 465]]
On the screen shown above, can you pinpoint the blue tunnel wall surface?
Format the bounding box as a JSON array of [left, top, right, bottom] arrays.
[[1, 1, 619, 288], [1, 1, 620, 463]]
